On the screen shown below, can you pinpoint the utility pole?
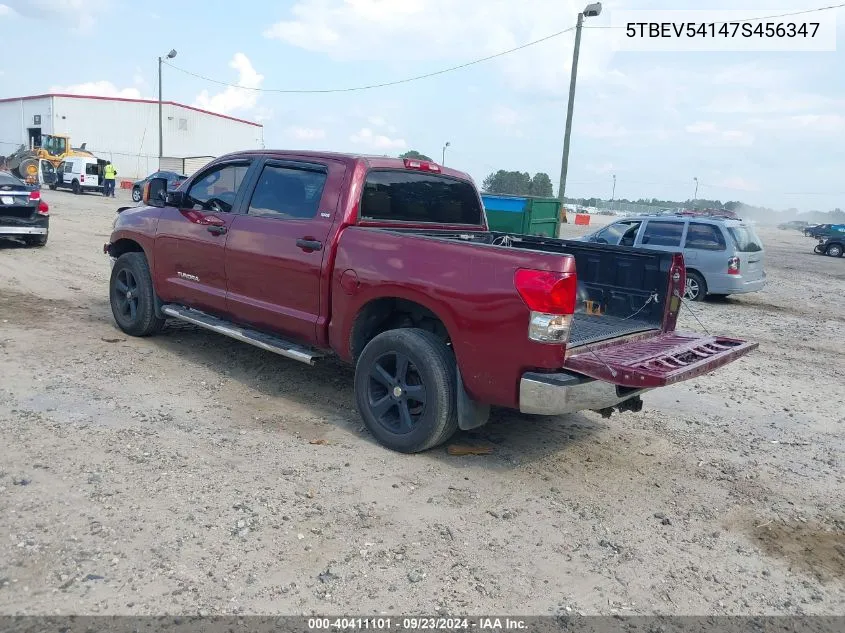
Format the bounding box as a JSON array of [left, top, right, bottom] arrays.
[[442, 141, 450, 165], [158, 49, 177, 160], [611, 173, 616, 207], [693, 176, 699, 201], [557, 3, 602, 225]]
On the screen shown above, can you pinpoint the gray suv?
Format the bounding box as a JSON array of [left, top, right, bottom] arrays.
[[581, 214, 766, 301]]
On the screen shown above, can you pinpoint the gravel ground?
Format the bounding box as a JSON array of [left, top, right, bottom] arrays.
[[1, 190, 843, 616]]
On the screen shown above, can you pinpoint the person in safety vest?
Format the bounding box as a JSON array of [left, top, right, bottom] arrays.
[[103, 161, 117, 198]]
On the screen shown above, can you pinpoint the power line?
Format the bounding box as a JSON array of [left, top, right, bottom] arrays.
[[584, 2, 845, 28], [162, 3, 844, 94], [163, 26, 575, 94]]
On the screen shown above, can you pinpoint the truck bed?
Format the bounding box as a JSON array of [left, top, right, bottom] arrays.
[[401, 230, 674, 347]]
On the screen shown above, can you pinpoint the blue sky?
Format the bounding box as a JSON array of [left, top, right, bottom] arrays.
[[1, 0, 843, 211]]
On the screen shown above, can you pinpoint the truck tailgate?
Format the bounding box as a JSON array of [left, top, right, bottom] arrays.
[[564, 332, 758, 389]]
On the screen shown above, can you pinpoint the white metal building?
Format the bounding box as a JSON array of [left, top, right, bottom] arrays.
[[0, 93, 264, 180]]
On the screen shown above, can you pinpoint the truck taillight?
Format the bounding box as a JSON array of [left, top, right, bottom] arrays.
[[29, 190, 40, 201], [37, 201, 49, 215], [515, 269, 576, 343], [728, 256, 740, 275], [80, 174, 85, 182], [403, 159, 441, 173]]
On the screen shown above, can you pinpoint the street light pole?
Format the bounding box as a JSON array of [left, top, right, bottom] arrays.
[[693, 176, 699, 201], [557, 3, 602, 224], [442, 141, 450, 165], [158, 49, 177, 160], [611, 173, 616, 203]]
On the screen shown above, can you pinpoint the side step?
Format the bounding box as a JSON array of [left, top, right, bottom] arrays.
[[161, 304, 323, 366]]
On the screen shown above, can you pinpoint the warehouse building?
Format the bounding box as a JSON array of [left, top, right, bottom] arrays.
[[0, 93, 264, 180]]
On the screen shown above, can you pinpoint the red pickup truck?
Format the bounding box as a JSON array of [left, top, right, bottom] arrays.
[[104, 151, 756, 453]]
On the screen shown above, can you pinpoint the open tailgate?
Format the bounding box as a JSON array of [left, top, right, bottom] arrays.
[[564, 332, 758, 389]]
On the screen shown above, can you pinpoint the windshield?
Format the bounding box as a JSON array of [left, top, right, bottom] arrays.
[[361, 170, 483, 225], [728, 225, 763, 252]]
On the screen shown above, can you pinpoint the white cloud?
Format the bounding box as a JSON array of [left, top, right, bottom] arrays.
[[350, 127, 406, 151], [0, 4, 11, 16], [714, 177, 759, 192], [4, 0, 93, 29], [580, 121, 628, 139], [684, 120, 753, 147], [49, 80, 142, 99], [490, 105, 519, 128], [263, 0, 615, 94], [194, 53, 263, 115], [368, 115, 387, 127], [288, 126, 326, 141]]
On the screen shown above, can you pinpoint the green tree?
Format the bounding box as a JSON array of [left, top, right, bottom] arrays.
[[399, 150, 433, 162], [529, 173, 553, 197]]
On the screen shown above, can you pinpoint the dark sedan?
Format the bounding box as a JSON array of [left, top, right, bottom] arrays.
[[132, 170, 187, 202], [0, 171, 50, 247]]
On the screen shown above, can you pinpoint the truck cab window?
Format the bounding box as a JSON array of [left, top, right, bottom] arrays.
[[361, 170, 483, 225], [186, 163, 249, 212], [247, 165, 327, 220]]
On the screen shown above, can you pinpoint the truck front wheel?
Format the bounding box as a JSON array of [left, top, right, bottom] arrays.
[[354, 328, 458, 453], [109, 252, 165, 336]]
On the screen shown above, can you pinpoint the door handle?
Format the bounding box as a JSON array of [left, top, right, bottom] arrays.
[[207, 225, 228, 236], [296, 238, 322, 251]]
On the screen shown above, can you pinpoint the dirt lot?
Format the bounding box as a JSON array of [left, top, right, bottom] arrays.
[[1, 190, 843, 616]]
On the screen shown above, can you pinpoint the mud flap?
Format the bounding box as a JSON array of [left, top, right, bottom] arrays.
[[456, 366, 490, 431]]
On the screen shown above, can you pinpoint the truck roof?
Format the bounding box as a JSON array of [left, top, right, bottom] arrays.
[[221, 149, 475, 183]]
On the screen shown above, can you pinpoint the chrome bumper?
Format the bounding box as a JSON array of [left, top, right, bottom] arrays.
[[0, 226, 47, 235], [519, 371, 649, 416]]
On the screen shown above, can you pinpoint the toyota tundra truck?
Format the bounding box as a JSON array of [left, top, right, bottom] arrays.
[[104, 151, 757, 453]]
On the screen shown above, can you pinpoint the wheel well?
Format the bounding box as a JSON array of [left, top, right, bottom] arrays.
[[109, 238, 145, 259], [350, 298, 450, 362]]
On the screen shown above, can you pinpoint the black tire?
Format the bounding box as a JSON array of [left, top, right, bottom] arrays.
[[25, 233, 48, 247], [354, 328, 458, 453], [72, 180, 81, 195], [109, 252, 165, 337], [48, 184, 57, 191], [826, 243, 844, 258], [684, 270, 707, 302], [132, 187, 142, 202]]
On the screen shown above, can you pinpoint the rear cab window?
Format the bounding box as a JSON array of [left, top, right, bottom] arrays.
[[360, 170, 483, 225], [728, 224, 763, 252]]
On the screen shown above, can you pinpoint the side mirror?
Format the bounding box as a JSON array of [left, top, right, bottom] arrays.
[[143, 177, 168, 207]]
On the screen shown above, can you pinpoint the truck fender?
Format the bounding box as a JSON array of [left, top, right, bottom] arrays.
[[456, 365, 490, 431]]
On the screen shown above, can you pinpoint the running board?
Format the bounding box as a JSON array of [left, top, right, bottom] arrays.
[[161, 304, 322, 366]]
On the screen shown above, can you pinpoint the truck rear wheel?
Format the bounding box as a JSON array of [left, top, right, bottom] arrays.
[[109, 252, 165, 337], [354, 328, 458, 453]]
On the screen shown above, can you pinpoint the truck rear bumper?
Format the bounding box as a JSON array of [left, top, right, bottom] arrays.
[[519, 371, 649, 415]]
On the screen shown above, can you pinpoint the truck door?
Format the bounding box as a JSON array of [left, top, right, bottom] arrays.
[[223, 158, 347, 344], [153, 159, 254, 315]]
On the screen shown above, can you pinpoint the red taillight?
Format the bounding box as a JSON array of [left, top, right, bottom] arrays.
[[37, 200, 49, 215], [514, 269, 577, 315], [728, 256, 740, 275], [80, 174, 85, 183], [403, 158, 441, 173], [29, 190, 40, 201]]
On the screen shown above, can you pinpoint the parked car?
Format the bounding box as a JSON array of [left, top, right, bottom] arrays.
[[132, 171, 187, 202], [814, 235, 844, 257], [778, 220, 809, 231], [805, 223, 845, 239], [0, 170, 50, 246], [51, 156, 105, 195], [104, 151, 756, 453], [579, 213, 766, 301]]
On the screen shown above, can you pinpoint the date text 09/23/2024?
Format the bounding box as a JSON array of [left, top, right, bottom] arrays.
[[307, 617, 528, 630]]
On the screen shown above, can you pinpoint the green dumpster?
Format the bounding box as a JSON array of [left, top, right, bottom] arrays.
[[481, 194, 561, 237]]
